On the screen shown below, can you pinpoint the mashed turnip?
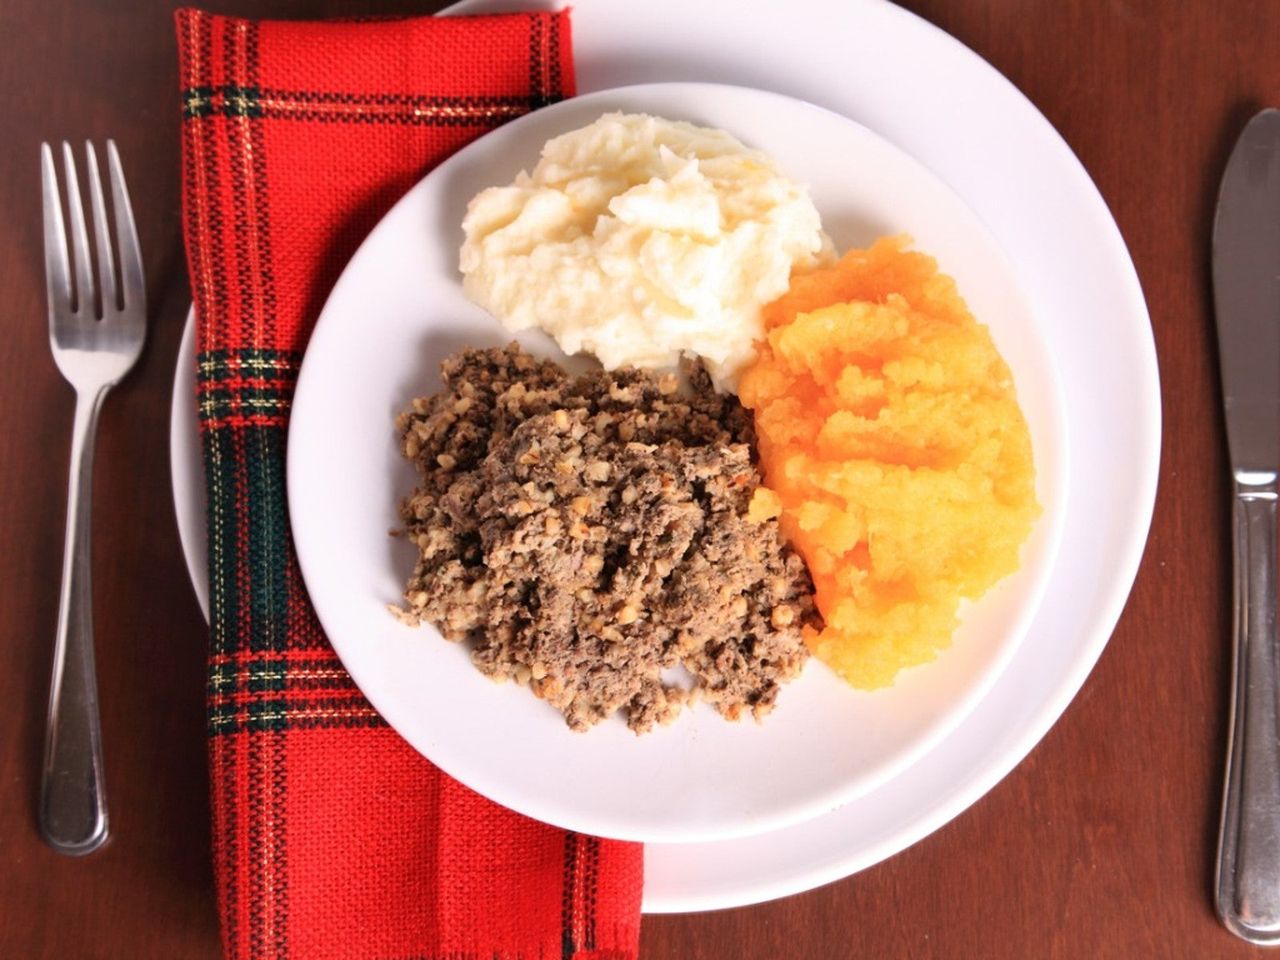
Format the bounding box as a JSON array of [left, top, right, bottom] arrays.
[[740, 236, 1040, 688]]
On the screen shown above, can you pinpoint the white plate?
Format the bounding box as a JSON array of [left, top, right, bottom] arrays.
[[170, 0, 1159, 912], [285, 82, 1068, 846]]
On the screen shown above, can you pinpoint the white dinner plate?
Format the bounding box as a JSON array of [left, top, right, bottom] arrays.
[[284, 82, 1067, 846], [170, 0, 1159, 912]]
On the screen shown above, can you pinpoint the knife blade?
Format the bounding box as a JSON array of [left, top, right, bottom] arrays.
[[1215, 109, 1280, 477], [1213, 107, 1280, 946]]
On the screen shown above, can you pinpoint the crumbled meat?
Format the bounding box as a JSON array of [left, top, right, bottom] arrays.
[[394, 344, 819, 733]]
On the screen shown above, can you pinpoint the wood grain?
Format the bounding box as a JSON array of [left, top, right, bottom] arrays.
[[0, 0, 1265, 956]]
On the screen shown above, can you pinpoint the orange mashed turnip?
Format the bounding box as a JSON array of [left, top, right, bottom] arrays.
[[739, 236, 1039, 689]]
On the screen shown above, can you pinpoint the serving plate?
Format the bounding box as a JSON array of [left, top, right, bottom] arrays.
[[171, 0, 1158, 912], [284, 82, 1067, 846]]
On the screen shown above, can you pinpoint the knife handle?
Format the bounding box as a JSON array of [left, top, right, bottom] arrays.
[[1217, 477, 1280, 944]]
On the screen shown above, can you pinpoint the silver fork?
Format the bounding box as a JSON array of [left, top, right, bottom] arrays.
[[40, 141, 145, 855]]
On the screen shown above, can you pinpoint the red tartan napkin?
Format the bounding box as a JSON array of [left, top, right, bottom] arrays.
[[175, 9, 643, 959]]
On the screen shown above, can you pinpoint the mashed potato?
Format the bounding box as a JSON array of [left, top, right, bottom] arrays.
[[739, 236, 1040, 689], [459, 113, 831, 389]]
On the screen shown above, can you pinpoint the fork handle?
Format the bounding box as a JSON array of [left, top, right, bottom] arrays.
[[40, 387, 109, 855], [1217, 479, 1280, 942]]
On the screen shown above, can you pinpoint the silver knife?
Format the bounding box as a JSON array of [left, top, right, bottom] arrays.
[[1214, 107, 1280, 945]]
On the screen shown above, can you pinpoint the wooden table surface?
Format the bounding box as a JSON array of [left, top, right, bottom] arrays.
[[0, 0, 1269, 956]]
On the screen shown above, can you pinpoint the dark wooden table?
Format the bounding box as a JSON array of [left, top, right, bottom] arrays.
[[0, 0, 1268, 956]]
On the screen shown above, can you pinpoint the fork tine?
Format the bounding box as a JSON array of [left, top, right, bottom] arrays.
[[84, 143, 117, 316], [61, 142, 95, 317], [41, 143, 71, 319], [106, 141, 145, 317]]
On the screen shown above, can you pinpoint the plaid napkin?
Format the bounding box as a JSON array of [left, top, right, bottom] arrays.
[[175, 9, 642, 959]]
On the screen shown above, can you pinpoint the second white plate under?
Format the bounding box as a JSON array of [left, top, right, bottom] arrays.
[[171, 0, 1159, 913]]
